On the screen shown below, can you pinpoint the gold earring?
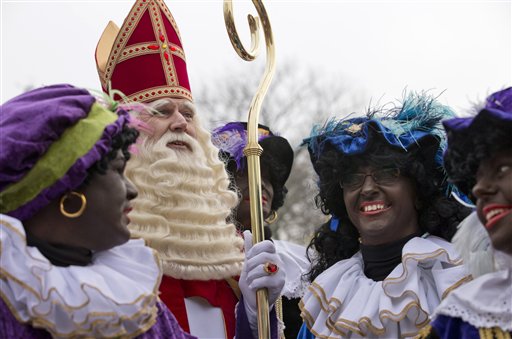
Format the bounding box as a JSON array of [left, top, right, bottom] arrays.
[[265, 210, 278, 224], [60, 192, 87, 218]]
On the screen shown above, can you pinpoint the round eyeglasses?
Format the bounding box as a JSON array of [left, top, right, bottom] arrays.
[[339, 168, 401, 190]]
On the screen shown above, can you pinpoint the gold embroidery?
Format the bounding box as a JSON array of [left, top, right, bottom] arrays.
[[479, 327, 512, 339], [128, 86, 192, 103], [299, 300, 321, 335], [117, 42, 160, 64], [308, 282, 341, 312], [102, 0, 188, 95], [308, 322, 348, 339], [327, 316, 362, 336], [414, 324, 432, 338], [441, 275, 472, 299], [383, 247, 463, 284], [103, 0, 146, 86], [347, 123, 362, 134], [148, 0, 176, 87]]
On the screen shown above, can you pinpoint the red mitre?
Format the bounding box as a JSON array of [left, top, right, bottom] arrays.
[[95, 0, 192, 103]]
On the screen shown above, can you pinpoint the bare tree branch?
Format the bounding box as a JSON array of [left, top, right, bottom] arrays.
[[195, 60, 366, 244]]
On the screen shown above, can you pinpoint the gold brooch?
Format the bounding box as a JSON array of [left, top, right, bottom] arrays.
[[347, 123, 362, 134]]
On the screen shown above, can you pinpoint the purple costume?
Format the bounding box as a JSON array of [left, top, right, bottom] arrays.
[[0, 84, 271, 339], [425, 87, 512, 338], [0, 299, 195, 339]]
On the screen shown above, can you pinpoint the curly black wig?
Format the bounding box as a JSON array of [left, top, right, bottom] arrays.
[[86, 126, 139, 180], [444, 119, 512, 200], [305, 141, 472, 282]]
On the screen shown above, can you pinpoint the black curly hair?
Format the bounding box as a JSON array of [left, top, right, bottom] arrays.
[[85, 126, 139, 180], [305, 140, 471, 282], [444, 120, 512, 200]]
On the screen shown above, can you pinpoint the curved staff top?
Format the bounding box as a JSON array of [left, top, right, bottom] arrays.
[[223, 1, 276, 338]]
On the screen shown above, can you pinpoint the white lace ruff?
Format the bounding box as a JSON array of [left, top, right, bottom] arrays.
[[274, 240, 311, 299], [300, 236, 470, 338], [433, 267, 512, 331], [0, 214, 162, 338]]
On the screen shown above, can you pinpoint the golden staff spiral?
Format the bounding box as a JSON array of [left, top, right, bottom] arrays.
[[223, 1, 276, 338]]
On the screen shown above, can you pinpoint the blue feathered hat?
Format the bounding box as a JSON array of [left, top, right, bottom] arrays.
[[303, 92, 458, 196]]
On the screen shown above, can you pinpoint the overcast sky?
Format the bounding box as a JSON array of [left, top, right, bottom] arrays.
[[2, 0, 511, 116]]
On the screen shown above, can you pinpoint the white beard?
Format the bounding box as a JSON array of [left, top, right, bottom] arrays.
[[126, 131, 244, 280]]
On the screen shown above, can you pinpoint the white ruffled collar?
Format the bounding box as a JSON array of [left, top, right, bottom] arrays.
[[433, 264, 512, 331], [274, 240, 311, 299], [0, 214, 162, 338], [300, 236, 470, 338]]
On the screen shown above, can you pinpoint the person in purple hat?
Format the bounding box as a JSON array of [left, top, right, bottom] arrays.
[[420, 88, 512, 338], [212, 122, 294, 236], [212, 121, 309, 338], [0, 84, 279, 339], [0, 84, 196, 338]]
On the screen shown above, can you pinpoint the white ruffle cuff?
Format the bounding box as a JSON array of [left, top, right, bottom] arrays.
[[433, 267, 512, 331], [274, 240, 311, 299]]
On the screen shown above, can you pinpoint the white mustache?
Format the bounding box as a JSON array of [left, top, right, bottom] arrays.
[[152, 131, 198, 153], [165, 135, 192, 148]]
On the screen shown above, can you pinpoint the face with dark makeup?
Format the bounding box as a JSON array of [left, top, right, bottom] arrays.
[[234, 167, 274, 231], [25, 150, 138, 252], [63, 150, 138, 251], [342, 164, 420, 245], [472, 149, 512, 255]]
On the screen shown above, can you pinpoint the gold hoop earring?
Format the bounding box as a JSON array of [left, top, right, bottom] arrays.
[[265, 210, 278, 224], [60, 192, 87, 218]]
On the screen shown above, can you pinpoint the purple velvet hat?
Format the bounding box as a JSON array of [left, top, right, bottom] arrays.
[[211, 121, 294, 191], [0, 84, 131, 220], [443, 87, 512, 197]]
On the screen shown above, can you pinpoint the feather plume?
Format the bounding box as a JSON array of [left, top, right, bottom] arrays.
[[212, 122, 276, 171]]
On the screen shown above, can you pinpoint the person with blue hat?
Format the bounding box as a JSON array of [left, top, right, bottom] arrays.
[[419, 88, 512, 339], [298, 92, 472, 338]]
